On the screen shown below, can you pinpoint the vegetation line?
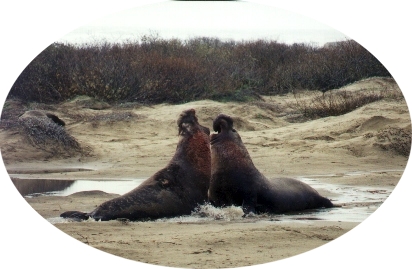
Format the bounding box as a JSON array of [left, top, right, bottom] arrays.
[[9, 36, 390, 104]]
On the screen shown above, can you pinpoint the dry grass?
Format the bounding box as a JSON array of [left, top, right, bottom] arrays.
[[251, 101, 283, 113], [288, 89, 386, 119], [88, 111, 142, 128], [375, 126, 411, 157], [18, 117, 84, 156], [88, 111, 137, 122]]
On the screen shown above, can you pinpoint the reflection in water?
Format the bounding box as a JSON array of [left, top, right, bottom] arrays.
[[11, 178, 75, 196], [49, 179, 146, 196], [293, 177, 393, 222], [11, 178, 147, 197]]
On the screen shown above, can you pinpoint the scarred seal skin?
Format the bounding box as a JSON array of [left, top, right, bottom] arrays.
[[208, 114, 334, 215], [61, 109, 211, 221]]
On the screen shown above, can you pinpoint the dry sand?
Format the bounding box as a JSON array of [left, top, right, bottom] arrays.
[[1, 77, 411, 268]]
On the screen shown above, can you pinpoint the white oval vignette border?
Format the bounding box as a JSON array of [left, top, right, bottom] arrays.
[[0, 1, 410, 269]]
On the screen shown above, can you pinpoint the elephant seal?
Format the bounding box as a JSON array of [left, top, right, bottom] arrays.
[[208, 114, 334, 215], [61, 108, 211, 221]]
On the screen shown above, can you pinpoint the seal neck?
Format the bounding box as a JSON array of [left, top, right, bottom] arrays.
[[174, 130, 211, 177]]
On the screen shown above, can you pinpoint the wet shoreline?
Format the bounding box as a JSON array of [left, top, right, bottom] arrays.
[[11, 170, 396, 224]]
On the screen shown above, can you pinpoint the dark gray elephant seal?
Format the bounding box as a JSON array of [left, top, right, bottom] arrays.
[[208, 114, 333, 215], [61, 108, 211, 221]]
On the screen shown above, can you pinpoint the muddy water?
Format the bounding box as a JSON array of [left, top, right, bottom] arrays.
[[11, 174, 393, 224]]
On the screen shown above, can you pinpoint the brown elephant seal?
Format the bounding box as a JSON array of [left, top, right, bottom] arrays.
[[208, 114, 334, 215], [61, 108, 211, 221]]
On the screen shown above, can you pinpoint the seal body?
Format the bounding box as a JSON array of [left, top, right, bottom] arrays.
[[61, 109, 211, 221], [208, 114, 333, 215]]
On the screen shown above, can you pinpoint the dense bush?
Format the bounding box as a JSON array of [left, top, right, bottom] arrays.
[[8, 37, 391, 104]]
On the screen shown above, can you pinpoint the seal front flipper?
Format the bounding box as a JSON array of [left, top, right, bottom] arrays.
[[60, 211, 90, 221], [241, 195, 257, 217]]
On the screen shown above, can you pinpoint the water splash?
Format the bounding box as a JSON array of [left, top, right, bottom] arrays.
[[155, 203, 245, 223]]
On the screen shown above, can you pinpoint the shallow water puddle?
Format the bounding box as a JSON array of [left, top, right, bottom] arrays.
[[11, 178, 147, 197], [284, 177, 393, 223], [11, 174, 393, 224]]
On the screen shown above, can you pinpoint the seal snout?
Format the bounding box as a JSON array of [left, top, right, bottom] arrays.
[[178, 108, 197, 124], [177, 108, 198, 134], [213, 114, 233, 133], [177, 108, 210, 136]]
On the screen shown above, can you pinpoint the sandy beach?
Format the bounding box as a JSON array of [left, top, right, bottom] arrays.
[[1, 77, 410, 268]]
